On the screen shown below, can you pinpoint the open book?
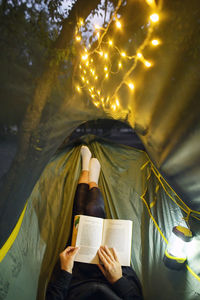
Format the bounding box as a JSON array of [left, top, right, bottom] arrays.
[[71, 215, 132, 266]]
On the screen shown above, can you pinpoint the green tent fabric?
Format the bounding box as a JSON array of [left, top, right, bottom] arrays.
[[1, 139, 200, 300], [1, 1, 200, 299]]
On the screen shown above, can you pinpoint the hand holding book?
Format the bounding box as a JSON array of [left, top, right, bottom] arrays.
[[97, 245, 122, 284]]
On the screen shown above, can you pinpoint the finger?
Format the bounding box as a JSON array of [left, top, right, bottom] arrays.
[[100, 247, 113, 264], [97, 263, 106, 276], [104, 245, 115, 261], [98, 249, 110, 269], [112, 248, 120, 262], [69, 247, 80, 256]]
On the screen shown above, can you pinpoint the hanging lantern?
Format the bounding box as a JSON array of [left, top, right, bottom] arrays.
[[163, 226, 193, 270]]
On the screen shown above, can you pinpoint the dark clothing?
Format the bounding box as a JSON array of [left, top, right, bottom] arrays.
[[46, 264, 143, 300], [46, 183, 143, 300]]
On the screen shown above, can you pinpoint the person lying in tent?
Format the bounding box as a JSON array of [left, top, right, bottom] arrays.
[[46, 146, 143, 300]]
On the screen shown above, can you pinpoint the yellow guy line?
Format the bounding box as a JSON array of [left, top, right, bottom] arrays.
[[144, 159, 200, 221], [0, 202, 28, 262]]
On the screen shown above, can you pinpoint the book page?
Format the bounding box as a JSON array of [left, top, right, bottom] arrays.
[[102, 219, 132, 266], [75, 215, 103, 264]]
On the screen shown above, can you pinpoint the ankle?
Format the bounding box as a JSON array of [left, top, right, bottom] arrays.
[[89, 181, 98, 189], [78, 170, 89, 184]]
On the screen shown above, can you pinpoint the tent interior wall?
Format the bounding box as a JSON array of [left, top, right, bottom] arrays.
[[0, 0, 200, 299]]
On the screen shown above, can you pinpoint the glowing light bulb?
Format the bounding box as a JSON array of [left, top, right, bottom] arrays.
[[86, 80, 89, 84], [76, 86, 81, 92], [150, 13, 159, 22], [104, 53, 108, 59], [95, 76, 98, 80], [128, 82, 134, 90], [95, 24, 100, 30], [97, 90, 100, 95], [91, 58, 93, 62], [144, 61, 152, 67], [84, 48, 88, 53], [101, 97, 104, 102], [116, 20, 121, 28], [79, 18, 84, 26], [96, 32, 100, 39], [99, 51, 103, 56], [121, 52, 126, 57], [105, 73, 109, 78], [118, 62, 122, 68], [151, 39, 159, 46], [137, 52, 142, 58], [79, 65, 82, 69], [109, 40, 113, 46], [111, 104, 116, 111], [82, 54, 88, 61], [86, 61, 89, 66], [104, 66, 108, 72], [81, 76, 85, 82], [83, 70, 86, 74], [116, 98, 120, 107], [91, 86, 94, 91], [91, 94, 95, 99], [76, 35, 81, 42], [94, 102, 99, 107]]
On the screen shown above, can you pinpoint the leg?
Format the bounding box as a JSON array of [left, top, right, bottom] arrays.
[[85, 158, 106, 218], [72, 146, 91, 217]]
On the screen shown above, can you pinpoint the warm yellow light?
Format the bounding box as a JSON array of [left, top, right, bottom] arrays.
[[137, 52, 142, 58], [116, 98, 120, 107], [151, 39, 159, 46], [84, 48, 88, 53], [76, 86, 81, 92], [109, 40, 113, 46], [95, 76, 98, 80], [86, 61, 89, 66], [79, 18, 84, 26], [94, 102, 100, 107], [91, 58, 93, 62], [81, 76, 85, 82], [105, 73, 109, 78], [111, 104, 116, 111], [118, 62, 122, 68], [76, 35, 81, 42], [121, 52, 126, 57], [96, 32, 100, 39], [82, 54, 88, 60], [150, 13, 159, 22], [101, 97, 104, 102], [83, 70, 86, 74], [104, 53, 108, 59], [95, 24, 101, 30], [91, 86, 94, 91], [92, 70, 95, 76], [91, 94, 95, 99], [99, 51, 103, 56], [128, 82, 134, 90], [97, 90, 100, 95], [146, 0, 155, 6], [86, 80, 89, 84], [104, 66, 108, 72], [116, 20, 122, 29], [144, 61, 152, 67], [79, 64, 82, 69]]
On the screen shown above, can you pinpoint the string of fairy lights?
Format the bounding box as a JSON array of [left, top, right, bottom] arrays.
[[74, 0, 161, 114]]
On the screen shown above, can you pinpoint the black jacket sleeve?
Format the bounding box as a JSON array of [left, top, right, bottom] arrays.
[[46, 270, 72, 300], [112, 276, 143, 300]]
